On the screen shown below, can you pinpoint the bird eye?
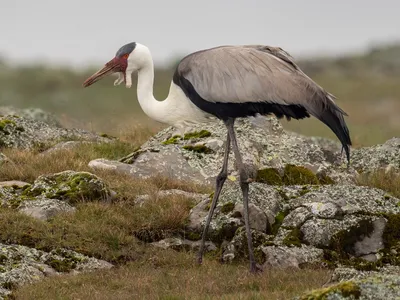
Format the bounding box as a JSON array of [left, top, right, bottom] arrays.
[[123, 54, 129, 59]]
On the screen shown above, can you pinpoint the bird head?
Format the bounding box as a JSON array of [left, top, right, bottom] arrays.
[[83, 42, 144, 89]]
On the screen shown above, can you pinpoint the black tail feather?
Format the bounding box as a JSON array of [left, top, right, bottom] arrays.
[[317, 106, 352, 165]]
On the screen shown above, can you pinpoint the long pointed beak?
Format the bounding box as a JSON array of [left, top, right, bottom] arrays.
[[83, 59, 120, 87]]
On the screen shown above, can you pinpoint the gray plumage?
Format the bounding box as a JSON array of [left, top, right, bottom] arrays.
[[175, 45, 351, 161], [177, 45, 345, 114]]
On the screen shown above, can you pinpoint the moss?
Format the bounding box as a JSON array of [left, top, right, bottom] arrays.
[[183, 130, 211, 140], [182, 145, 213, 154], [317, 174, 335, 185], [99, 133, 116, 139], [0, 119, 16, 132], [299, 281, 361, 300], [119, 146, 144, 164], [270, 210, 290, 235], [283, 228, 303, 247], [220, 202, 235, 214], [46, 258, 77, 273], [382, 214, 400, 249], [0, 254, 7, 264], [185, 231, 201, 241], [283, 164, 320, 185], [255, 168, 283, 185], [162, 135, 181, 145]]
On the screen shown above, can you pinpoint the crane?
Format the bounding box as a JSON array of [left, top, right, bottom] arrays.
[[83, 42, 352, 273]]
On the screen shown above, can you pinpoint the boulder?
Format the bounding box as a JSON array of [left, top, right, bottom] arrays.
[[0, 243, 112, 299], [296, 273, 400, 300], [351, 137, 400, 173], [18, 198, 76, 221], [185, 183, 400, 270], [0, 116, 110, 150], [21, 170, 113, 204], [89, 116, 356, 185], [0, 106, 62, 127]]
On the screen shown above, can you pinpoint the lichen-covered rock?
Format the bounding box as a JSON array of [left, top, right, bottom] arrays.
[[22, 171, 112, 204], [0, 243, 112, 298], [18, 198, 76, 220], [261, 245, 324, 269], [351, 137, 400, 173], [89, 116, 355, 184], [331, 266, 400, 282], [0, 106, 62, 127], [0, 115, 110, 150], [187, 182, 400, 270], [296, 273, 400, 300]]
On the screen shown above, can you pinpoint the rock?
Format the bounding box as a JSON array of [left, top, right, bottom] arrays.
[[18, 198, 76, 221], [232, 203, 268, 232], [351, 137, 400, 173], [0, 243, 113, 298], [91, 116, 355, 184], [0, 181, 29, 189], [0, 106, 62, 127], [0, 115, 110, 150], [151, 238, 216, 252], [261, 245, 324, 269], [187, 182, 400, 270], [330, 266, 400, 282], [353, 218, 386, 257], [296, 273, 400, 300], [22, 170, 112, 204]]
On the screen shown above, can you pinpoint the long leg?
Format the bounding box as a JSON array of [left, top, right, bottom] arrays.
[[197, 132, 231, 264], [225, 118, 258, 273]]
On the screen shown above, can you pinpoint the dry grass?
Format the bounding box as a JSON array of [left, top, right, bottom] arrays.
[[357, 169, 400, 199], [0, 192, 195, 263], [13, 249, 331, 300]]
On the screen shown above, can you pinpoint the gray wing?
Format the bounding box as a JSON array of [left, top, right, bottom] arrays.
[[176, 45, 346, 118], [175, 45, 351, 162]]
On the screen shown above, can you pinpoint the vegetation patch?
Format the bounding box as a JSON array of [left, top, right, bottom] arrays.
[[283, 228, 303, 247], [298, 281, 361, 300], [162, 135, 181, 145], [283, 165, 319, 185], [0, 119, 16, 134], [182, 144, 213, 154], [270, 210, 290, 235], [220, 202, 235, 214], [255, 168, 283, 185], [183, 130, 211, 140], [357, 169, 400, 199]]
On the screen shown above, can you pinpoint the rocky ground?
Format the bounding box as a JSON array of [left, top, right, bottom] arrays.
[[0, 110, 399, 299]]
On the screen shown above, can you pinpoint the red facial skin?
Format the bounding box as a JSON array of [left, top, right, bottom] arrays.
[[82, 54, 129, 87]]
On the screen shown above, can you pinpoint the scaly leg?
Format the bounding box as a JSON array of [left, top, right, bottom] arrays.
[[197, 132, 231, 264], [225, 118, 258, 273]]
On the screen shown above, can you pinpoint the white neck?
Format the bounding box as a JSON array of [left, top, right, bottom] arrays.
[[134, 46, 171, 124]]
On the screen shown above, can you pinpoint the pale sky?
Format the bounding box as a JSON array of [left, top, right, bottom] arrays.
[[1, 0, 399, 68]]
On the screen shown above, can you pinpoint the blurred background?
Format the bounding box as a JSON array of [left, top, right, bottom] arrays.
[[1, 0, 400, 147]]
